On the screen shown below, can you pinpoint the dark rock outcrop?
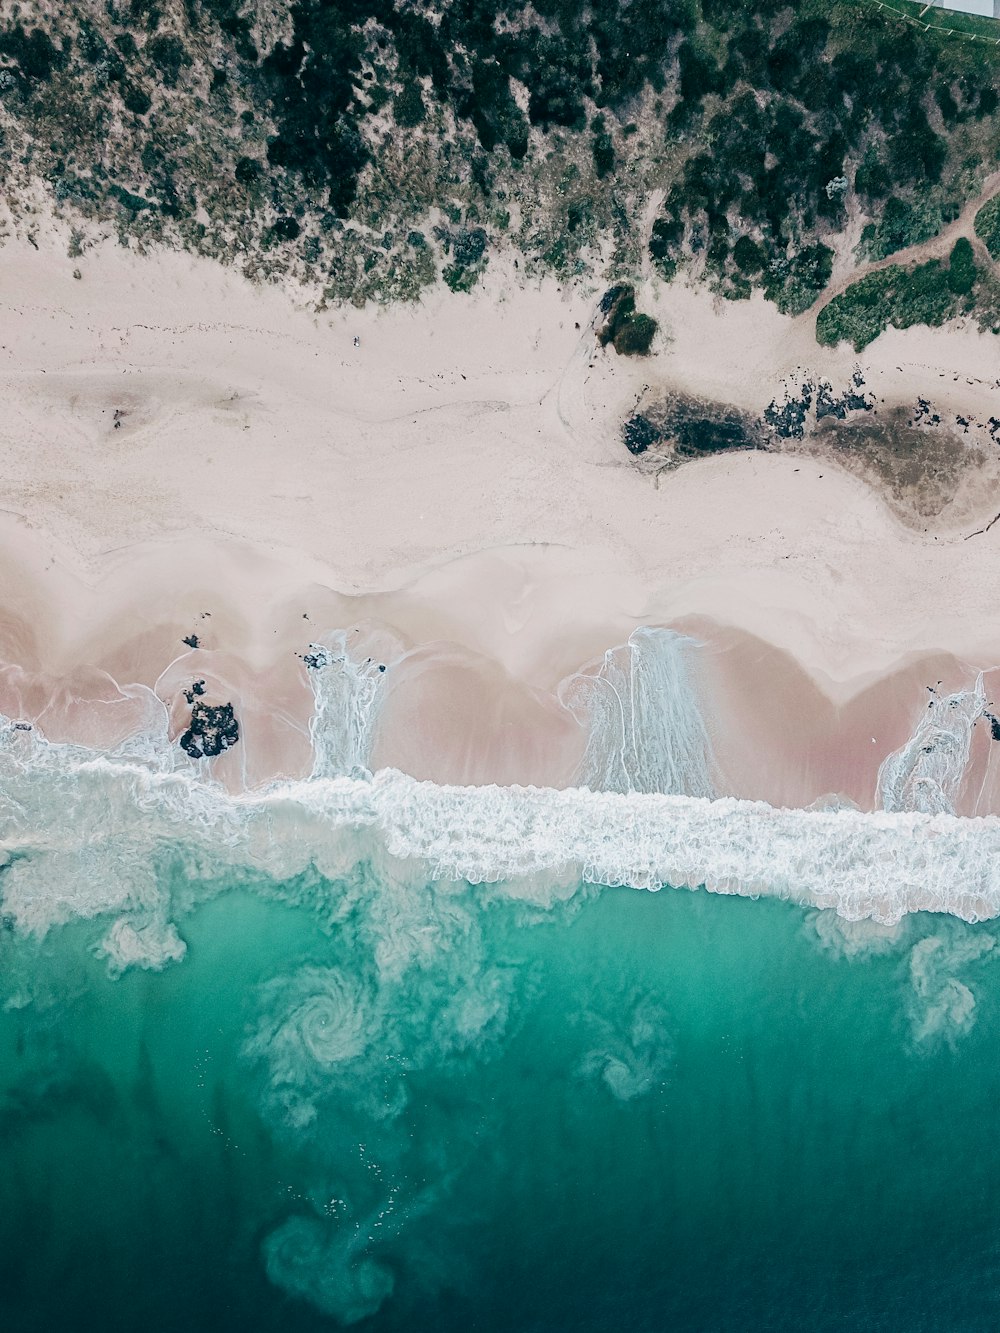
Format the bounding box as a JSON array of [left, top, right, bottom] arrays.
[[625, 392, 763, 459], [623, 414, 660, 455], [179, 702, 239, 759], [182, 680, 206, 704]]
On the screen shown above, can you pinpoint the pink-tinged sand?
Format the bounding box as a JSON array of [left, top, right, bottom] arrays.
[[2, 235, 1000, 809], [1, 570, 996, 816]]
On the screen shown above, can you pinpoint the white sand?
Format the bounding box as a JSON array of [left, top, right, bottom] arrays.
[[2, 229, 1000, 801]]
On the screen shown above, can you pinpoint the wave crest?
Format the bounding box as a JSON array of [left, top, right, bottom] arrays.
[[4, 712, 1000, 940]]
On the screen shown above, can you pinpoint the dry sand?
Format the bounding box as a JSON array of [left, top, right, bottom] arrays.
[[2, 227, 1000, 807]]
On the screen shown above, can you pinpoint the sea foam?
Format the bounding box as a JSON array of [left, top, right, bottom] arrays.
[[3, 722, 1000, 942], [308, 630, 390, 780], [877, 676, 986, 815], [560, 628, 715, 797], [1, 630, 998, 955]]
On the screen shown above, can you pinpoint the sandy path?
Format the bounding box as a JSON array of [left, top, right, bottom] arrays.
[[807, 173, 1000, 326]]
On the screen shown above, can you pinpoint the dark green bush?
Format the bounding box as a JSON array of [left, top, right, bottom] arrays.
[[817, 254, 969, 352], [733, 235, 764, 274], [613, 313, 658, 356], [269, 216, 301, 242], [122, 84, 151, 116], [394, 82, 425, 128], [947, 237, 976, 295], [975, 195, 1000, 261], [592, 116, 614, 179], [0, 23, 64, 81], [235, 156, 263, 186], [147, 34, 191, 88]]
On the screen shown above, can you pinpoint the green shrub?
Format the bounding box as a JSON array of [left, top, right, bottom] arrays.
[[862, 195, 938, 260], [893, 259, 952, 329], [766, 243, 834, 316], [817, 256, 967, 352], [649, 215, 683, 274], [122, 84, 151, 116], [947, 237, 976, 295], [443, 261, 485, 293], [147, 34, 191, 88], [235, 156, 263, 187], [268, 216, 301, 243], [613, 313, 657, 356], [595, 285, 657, 354], [592, 116, 614, 178], [733, 235, 764, 274], [854, 149, 891, 201], [394, 82, 425, 128], [817, 270, 894, 351], [975, 195, 1000, 261], [0, 23, 64, 82]]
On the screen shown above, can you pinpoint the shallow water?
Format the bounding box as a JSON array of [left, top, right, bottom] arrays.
[[3, 864, 1000, 1332]]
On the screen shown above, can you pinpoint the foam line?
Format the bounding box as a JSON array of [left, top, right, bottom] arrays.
[[3, 720, 1000, 937]]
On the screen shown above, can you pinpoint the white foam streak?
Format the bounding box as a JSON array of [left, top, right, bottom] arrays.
[[4, 715, 1000, 937], [368, 773, 1000, 922], [877, 676, 985, 815], [561, 627, 715, 798], [308, 632, 389, 780]]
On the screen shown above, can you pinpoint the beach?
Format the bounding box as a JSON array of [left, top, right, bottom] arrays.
[[10, 5, 1000, 1327], [1, 227, 1000, 812]]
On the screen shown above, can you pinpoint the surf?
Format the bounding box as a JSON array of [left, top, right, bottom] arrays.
[[1, 625, 999, 962]]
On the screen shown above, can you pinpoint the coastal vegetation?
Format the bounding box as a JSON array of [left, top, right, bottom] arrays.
[[596, 285, 659, 357], [975, 194, 1000, 261], [816, 237, 996, 351], [0, 0, 999, 341]]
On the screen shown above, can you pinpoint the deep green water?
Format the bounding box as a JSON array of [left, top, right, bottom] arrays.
[[2, 866, 1000, 1332]]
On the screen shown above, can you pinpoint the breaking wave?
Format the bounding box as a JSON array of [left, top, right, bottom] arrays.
[[1, 629, 999, 960], [3, 726, 1000, 946]]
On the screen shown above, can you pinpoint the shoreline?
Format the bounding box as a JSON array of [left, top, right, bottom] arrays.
[[3, 233, 1000, 810], [1, 522, 997, 814]]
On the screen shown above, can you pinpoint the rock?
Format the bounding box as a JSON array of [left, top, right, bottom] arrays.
[[182, 679, 206, 704], [627, 392, 762, 460], [179, 702, 239, 759]]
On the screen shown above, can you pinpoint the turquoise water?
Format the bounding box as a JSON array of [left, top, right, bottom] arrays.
[[3, 860, 1000, 1331]]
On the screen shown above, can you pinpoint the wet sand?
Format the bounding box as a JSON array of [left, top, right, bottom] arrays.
[[1, 536, 997, 816]]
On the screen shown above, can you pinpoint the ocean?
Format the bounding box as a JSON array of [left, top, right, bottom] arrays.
[[2, 630, 999, 1330]]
